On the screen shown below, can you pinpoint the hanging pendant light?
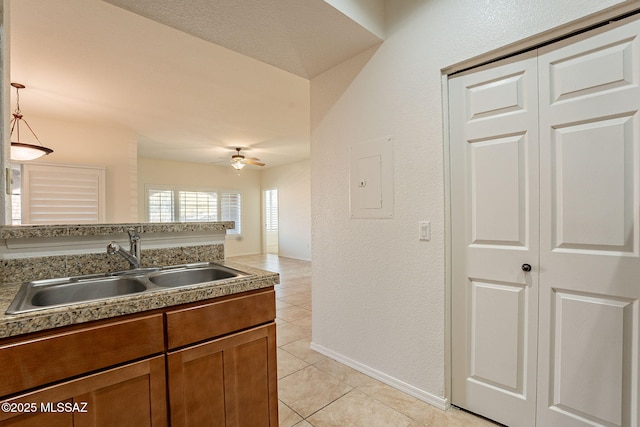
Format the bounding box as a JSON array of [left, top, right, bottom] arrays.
[[9, 83, 53, 161]]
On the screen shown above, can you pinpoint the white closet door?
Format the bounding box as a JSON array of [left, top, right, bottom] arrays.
[[537, 17, 640, 427], [450, 51, 540, 427]]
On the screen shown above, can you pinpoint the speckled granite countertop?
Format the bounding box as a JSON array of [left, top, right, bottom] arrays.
[[0, 221, 235, 239], [0, 260, 278, 339]]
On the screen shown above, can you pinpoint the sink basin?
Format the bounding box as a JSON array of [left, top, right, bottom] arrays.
[[148, 266, 243, 287], [30, 277, 147, 307], [5, 263, 253, 315], [6, 277, 147, 314]]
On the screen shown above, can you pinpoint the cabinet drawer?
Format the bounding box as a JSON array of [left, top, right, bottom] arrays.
[[166, 289, 276, 349], [0, 314, 164, 397]]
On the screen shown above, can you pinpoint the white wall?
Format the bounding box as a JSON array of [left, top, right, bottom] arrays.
[[19, 115, 137, 223], [310, 0, 629, 406], [323, 0, 386, 39], [261, 160, 311, 261], [137, 157, 262, 257]]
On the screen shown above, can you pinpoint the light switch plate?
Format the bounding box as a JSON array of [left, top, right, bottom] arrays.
[[419, 221, 431, 241]]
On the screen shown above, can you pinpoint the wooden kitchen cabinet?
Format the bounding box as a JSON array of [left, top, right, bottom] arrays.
[[0, 356, 167, 427], [167, 323, 277, 427], [0, 287, 277, 427], [166, 288, 278, 427]]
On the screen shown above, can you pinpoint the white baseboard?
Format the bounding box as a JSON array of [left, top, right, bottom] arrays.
[[310, 341, 449, 411]]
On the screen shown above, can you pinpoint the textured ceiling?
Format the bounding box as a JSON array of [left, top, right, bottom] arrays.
[[9, 0, 382, 167], [102, 0, 384, 79]]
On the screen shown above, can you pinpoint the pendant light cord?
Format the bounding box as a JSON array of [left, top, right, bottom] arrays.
[[10, 84, 44, 146]]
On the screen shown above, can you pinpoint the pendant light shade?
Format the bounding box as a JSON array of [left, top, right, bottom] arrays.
[[10, 142, 54, 161], [9, 83, 53, 161]]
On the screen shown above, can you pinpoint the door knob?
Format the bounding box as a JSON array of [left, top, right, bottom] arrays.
[[521, 264, 532, 272]]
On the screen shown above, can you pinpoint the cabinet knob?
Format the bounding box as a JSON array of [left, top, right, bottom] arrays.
[[522, 264, 532, 272]]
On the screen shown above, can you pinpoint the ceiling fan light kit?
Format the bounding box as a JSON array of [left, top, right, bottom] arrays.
[[230, 147, 264, 173], [9, 83, 54, 161]]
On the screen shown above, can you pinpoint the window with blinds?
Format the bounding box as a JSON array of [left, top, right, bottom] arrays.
[[11, 165, 21, 225], [265, 189, 278, 231], [220, 192, 241, 234], [179, 191, 218, 222], [19, 163, 106, 224], [147, 189, 174, 223], [146, 186, 241, 234]]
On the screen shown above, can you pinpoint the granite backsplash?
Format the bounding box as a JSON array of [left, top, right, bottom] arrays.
[[0, 222, 232, 285], [0, 243, 224, 285]]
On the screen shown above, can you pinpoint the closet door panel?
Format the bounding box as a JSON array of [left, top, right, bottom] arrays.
[[538, 17, 640, 427], [450, 52, 539, 427]]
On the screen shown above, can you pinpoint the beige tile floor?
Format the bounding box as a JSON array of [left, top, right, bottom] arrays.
[[230, 254, 500, 427]]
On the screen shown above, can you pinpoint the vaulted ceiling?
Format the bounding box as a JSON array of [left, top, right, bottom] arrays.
[[9, 0, 383, 168]]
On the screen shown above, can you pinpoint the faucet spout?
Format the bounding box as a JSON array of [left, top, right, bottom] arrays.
[[128, 229, 141, 261], [107, 229, 141, 269]]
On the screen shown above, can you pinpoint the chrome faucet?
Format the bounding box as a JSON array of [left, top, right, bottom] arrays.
[[107, 229, 141, 269]]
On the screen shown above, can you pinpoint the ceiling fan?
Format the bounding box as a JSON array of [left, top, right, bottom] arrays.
[[231, 147, 265, 170]]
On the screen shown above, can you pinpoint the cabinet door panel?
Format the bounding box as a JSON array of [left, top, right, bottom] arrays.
[[0, 403, 73, 427], [168, 350, 226, 427], [74, 356, 167, 427], [168, 323, 278, 427], [225, 336, 271, 427], [0, 357, 166, 427]]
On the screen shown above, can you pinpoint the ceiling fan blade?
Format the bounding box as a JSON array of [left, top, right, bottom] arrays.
[[244, 159, 265, 166]]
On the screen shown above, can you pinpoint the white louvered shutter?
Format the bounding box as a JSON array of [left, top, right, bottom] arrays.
[[22, 163, 105, 224], [178, 191, 218, 222], [220, 192, 241, 234]]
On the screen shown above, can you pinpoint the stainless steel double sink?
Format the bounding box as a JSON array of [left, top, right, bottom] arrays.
[[6, 263, 251, 315]]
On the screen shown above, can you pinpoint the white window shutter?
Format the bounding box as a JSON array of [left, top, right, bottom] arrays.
[[220, 192, 241, 234], [178, 191, 218, 222], [147, 189, 175, 222], [265, 189, 278, 231], [22, 163, 106, 224]]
